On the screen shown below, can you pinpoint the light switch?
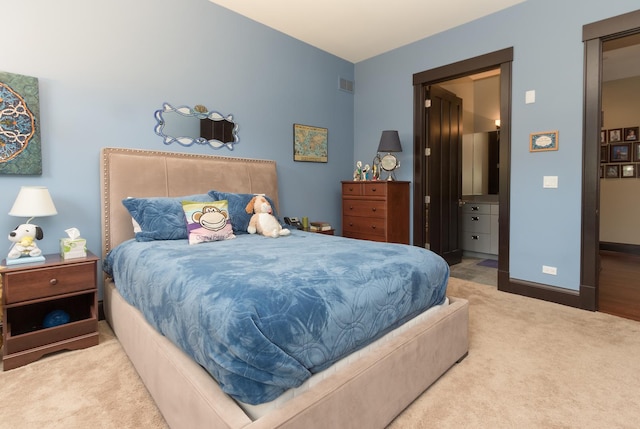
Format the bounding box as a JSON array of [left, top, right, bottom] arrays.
[[525, 90, 536, 104], [543, 176, 558, 188]]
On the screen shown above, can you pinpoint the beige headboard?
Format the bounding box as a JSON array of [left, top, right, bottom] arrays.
[[100, 147, 279, 258]]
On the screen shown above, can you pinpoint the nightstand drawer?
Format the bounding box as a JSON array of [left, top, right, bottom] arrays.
[[342, 200, 387, 218], [4, 262, 96, 304]]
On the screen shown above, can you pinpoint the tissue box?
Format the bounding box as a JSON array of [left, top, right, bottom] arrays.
[[60, 238, 87, 260]]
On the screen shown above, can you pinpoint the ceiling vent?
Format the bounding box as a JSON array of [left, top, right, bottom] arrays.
[[339, 77, 354, 94]]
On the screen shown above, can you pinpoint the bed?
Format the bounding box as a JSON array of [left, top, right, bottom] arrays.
[[100, 147, 468, 429]]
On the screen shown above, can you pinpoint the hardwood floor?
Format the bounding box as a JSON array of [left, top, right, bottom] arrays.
[[599, 250, 640, 322]]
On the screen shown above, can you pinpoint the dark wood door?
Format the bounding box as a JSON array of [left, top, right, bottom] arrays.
[[427, 85, 463, 265]]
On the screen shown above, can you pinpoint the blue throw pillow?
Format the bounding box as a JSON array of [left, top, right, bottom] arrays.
[[208, 191, 278, 234], [122, 194, 212, 241]]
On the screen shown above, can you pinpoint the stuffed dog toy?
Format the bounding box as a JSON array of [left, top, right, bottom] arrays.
[[245, 195, 291, 238], [8, 223, 44, 259]]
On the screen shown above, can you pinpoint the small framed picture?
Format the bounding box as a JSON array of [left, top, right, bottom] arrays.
[[605, 164, 620, 178], [601, 130, 607, 144], [609, 128, 622, 143], [621, 164, 636, 178], [610, 143, 631, 162], [634, 142, 640, 162], [600, 145, 608, 163], [529, 130, 559, 152], [624, 127, 639, 141]]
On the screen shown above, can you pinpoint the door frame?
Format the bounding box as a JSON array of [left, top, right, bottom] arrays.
[[582, 9, 640, 311], [412, 47, 513, 289]]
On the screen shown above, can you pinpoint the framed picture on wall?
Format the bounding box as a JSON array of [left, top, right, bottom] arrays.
[[608, 128, 622, 143], [634, 142, 640, 162], [610, 143, 631, 162], [529, 130, 559, 152], [601, 130, 607, 144], [624, 126, 639, 141], [621, 164, 636, 178], [600, 145, 608, 163], [605, 164, 620, 178]]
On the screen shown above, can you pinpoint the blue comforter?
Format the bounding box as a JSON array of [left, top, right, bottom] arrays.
[[103, 230, 449, 404]]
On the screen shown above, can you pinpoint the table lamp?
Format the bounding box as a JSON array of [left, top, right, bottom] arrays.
[[6, 186, 58, 265], [376, 130, 403, 180]]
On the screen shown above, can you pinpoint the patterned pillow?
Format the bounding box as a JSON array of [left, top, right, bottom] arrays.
[[182, 200, 235, 244], [208, 191, 279, 234], [122, 194, 211, 241]]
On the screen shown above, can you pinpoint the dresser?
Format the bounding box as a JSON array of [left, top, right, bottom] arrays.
[[461, 201, 499, 256], [341, 181, 410, 244]]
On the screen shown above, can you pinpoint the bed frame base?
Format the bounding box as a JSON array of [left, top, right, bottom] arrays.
[[105, 280, 468, 429]]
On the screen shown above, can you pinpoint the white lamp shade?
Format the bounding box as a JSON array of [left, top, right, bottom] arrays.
[[9, 186, 58, 218]]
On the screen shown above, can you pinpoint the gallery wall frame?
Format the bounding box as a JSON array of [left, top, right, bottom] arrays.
[[609, 142, 631, 162]]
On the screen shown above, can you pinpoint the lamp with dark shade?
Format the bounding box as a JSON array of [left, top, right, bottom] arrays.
[[376, 130, 403, 180], [6, 186, 58, 265]]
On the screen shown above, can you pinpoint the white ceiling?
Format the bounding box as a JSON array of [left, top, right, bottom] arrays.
[[208, 0, 526, 63]]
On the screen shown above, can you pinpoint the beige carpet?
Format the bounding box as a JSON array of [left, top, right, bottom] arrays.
[[1, 278, 639, 429]]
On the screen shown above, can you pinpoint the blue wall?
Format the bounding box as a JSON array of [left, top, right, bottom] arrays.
[[355, 0, 638, 291], [1, 0, 353, 288], [3, 0, 639, 295]]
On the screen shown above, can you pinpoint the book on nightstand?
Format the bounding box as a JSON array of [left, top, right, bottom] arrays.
[[310, 221, 332, 231]]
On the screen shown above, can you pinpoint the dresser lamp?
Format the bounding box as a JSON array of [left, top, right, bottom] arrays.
[[376, 130, 403, 181], [6, 186, 58, 265]]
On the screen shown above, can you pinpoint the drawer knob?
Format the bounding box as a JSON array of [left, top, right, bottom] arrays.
[[471, 235, 479, 240], [50, 278, 58, 286], [371, 225, 377, 229], [471, 206, 479, 211], [371, 187, 377, 192], [371, 207, 377, 212], [471, 216, 479, 221]]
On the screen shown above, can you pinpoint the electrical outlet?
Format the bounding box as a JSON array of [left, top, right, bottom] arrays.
[[542, 265, 557, 275]]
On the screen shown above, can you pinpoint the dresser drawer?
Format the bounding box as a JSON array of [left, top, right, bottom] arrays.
[[343, 215, 387, 238], [361, 183, 387, 197], [342, 182, 363, 196], [462, 213, 491, 233], [343, 199, 387, 218], [4, 262, 96, 304], [341, 182, 388, 197]]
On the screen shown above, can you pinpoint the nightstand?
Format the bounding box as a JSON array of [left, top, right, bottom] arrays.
[[1, 252, 99, 370]]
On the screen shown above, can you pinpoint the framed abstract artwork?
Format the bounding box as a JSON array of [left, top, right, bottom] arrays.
[[0, 71, 42, 175]]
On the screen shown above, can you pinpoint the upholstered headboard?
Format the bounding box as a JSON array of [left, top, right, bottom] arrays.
[[100, 147, 279, 258]]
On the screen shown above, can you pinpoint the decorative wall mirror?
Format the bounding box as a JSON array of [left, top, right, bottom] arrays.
[[154, 102, 239, 150]]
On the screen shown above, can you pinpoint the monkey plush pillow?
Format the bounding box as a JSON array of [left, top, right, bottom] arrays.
[[182, 200, 236, 244]]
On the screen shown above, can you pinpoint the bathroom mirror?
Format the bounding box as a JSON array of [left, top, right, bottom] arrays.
[[154, 102, 239, 150]]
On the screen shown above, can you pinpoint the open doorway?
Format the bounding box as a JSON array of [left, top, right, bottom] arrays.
[[412, 47, 513, 291], [597, 33, 640, 321], [582, 9, 640, 316], [438, 70, 501, 285]]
